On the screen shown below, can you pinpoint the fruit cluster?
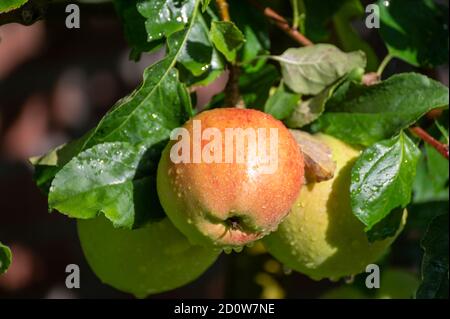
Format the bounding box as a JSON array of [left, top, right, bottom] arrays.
[[78, 108, 404, 297]]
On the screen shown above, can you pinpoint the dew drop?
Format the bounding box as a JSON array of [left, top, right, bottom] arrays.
[[344, 275, 355, 284], [233, 246, 243, 253]]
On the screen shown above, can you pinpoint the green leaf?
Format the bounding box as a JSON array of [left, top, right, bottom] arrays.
[[38, 0, 205, 227], [137, 0, 196, 42], [314, 73, 449, 146], [413, 143, 449, 203], [32, 136, 94, 194], [285, 74, 349, 128], [48, 142, 165, 229], [351, 132, 421, 230], [173, 13, 214, 77], [0, 0, 27, 13], [333, 0, 379, 71], [272, 44, 366, 95], [82, 59, 192, 149], [208, 64, 279, 109], [291, 0, 305, 30], [378, 0, 449, 68], [113, 0, 164, 60], [264, 82, 300, 120], [210, 21, 245, 62], [301, 0, 350, 41], [366, 207, 405, 242], [0, 242, 12, 275], [177, 7, 226, 86], [178, 47, 225, 87], [201, 0, 211, 11], [229, 0, 270, 72], [435, 120, 449, 143], [417, 213, 449, 299]]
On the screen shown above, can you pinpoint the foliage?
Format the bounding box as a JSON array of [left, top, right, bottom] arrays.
[[1, 0, 447, 297], [0, 242, 12, 275]]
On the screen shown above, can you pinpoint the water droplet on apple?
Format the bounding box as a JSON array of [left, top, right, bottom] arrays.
[[283, 266, 292, 275], [233, 246, 243, 253], [344, 275, 355, 284]]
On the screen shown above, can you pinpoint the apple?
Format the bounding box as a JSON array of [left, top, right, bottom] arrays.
[[77, 216, 220, 298], [376, 269, 419, 299], [157, 108, 304, 248], [320, 286, 368, 299], [263, 133, 407, 281]]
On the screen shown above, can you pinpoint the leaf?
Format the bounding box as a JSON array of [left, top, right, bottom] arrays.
[[208, 64, 279, 109], [0, 0, 28, 13], [201, 0, 211, 11], [272, 44, 366, 95], [332, 0, 379, 71], [264, 82, 300, 120], [301, 0, 351, 42], [178, 47, 225, 87], [416, 213, 449, 299], [0, 242, 12, 275], [48, 142, 165, 229], [173, 13, 214, 77], [113, 0, 164, 60], [289, 130, 336, 183], [378, 0, 449, 68], [285, 74, 349, 128], [229, 0, 270, 72], [37, 0, 205, 227], [177, 7, 226, 86], [210, 21, 245, 62], [351, 132, 421, 230], [314, 73, 449, 146], [137, 0, 196, 42], [366, 207, 405, 242], [413, 143, 449, 203], [82, 59, 192, 149]]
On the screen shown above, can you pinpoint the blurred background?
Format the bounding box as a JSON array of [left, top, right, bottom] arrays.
[[0, 1, 448, 299]]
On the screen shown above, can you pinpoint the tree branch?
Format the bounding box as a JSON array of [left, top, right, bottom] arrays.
[[248, 0, 313, 47], [215, 0, 243, 107], [216, 0, 230, 22], [410, 127, 449, 160]]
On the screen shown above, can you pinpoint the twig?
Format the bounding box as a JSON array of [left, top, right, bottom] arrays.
[[216, 0, 231, 21], [410, 127, 449, 160], [248, 0, 313, 47], [215, 0, 243, 107], [246, 0, 448, 162], [377, 54, 393, 77]]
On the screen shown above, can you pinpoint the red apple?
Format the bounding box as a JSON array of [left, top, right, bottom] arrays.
[[157, 108, 304, 248]]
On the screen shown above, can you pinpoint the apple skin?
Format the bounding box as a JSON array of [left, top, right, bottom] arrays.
[[77, 216, 220, 298], [376, 269, 419, 299], [320, 286, 368, 299], [263, 134, 407, 281], [157, 108, 304, 248]]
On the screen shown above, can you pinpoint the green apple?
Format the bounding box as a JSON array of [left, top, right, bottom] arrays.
[[320, 286, 368, 299], [263, 134, 407, 281], [376, 269, 419, 299], [77, 216, 220, 298], [157, 108, 304, 248]]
